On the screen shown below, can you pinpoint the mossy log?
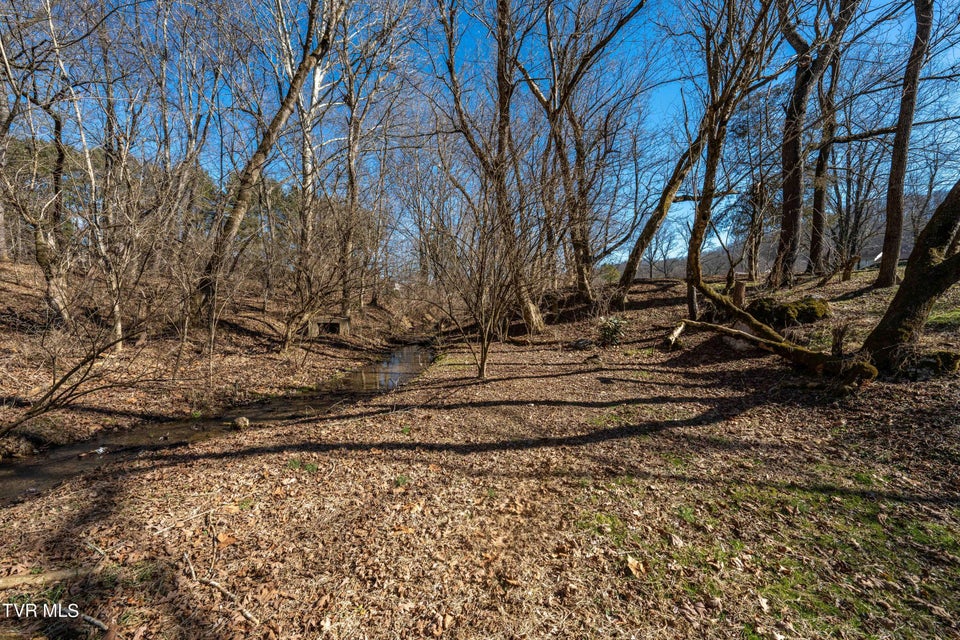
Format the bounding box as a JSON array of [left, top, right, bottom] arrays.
[[746, 296, 831, 329], [689, 279, 876, 384]]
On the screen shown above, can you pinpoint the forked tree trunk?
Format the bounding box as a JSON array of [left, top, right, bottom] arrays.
[[615, 127, 708, 305], [862, 177, 960, 370], [768, 0, 860, 288]]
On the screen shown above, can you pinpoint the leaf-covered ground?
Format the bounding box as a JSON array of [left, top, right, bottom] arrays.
[[1, 276, 958, 639]]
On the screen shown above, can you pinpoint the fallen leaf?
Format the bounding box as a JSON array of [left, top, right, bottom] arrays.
[[758, 595, 770, 613], [626, 555, 645, 577], [217, 532, 239, 548]]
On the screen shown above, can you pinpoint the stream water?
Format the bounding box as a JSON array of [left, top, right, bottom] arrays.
[[0, 344, 433, 505]]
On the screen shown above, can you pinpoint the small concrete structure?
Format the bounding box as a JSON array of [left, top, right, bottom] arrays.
[[303, 315, 351, 337]]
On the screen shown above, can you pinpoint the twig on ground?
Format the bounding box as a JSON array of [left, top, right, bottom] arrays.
[[84, 539, 107, 558], [152, 495, 253, 536], [80, 613, 109, 632], [665, 322, 686, 348], [183, 551, 260, 626]]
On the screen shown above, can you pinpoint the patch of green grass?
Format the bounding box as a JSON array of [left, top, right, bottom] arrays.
[[607, 474, 636, 489], [190, 410, 202, 420], [395, 475, 410, 487], [401, 425, 412, 436], [677, 505, 697, 525], [905, 521, 957, 548], [577, 512, 628, 545], [238, 497, 256, 510], [852, 471, 874, 486], [287, 458, 318, 473], [39, 583, 66, 603], [587, 411, 627, 429], [928, 308, 960, 330], [133, 560, 159, 585], [97, 565, 120, 589], [118, 609, 146, 626], [663, 453, 690, 470]]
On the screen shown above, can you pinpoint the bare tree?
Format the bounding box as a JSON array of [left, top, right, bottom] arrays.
[[402, 142, 514, 378], [766, 0, 862, 287], [433, 0, 546, 333], [196, 0, 346, 322], [684, 0, 778, 318], [874, 0, 934, 287], [518, 0, 646, 304]]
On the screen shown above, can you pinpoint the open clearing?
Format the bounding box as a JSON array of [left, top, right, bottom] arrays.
[[1, 277, 958, 639]]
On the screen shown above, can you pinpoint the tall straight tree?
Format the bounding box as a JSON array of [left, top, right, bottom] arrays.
[[806, 51, 839, 275], [766, 0, 861, 288], [874, 0, 935, 287]]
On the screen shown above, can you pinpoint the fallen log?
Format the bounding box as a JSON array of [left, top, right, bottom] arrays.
[[684, 319, 877, 384], [665, 322, 686, 348], [0, 567, 94, 590]]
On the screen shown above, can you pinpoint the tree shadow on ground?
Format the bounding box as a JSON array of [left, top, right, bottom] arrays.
[[0, 471, 240, 639], [831, 284, 880, 302]]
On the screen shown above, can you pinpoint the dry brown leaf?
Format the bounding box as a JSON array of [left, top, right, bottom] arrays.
[[758, 595, 770, 613], [626, 555, 645, 577], [217, 532, 239, 547]]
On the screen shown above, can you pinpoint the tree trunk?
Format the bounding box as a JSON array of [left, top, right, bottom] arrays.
[[615, 126, 708, 305], [875, 0, 934, 288], [0, 202, 8, 262], [861, 177, 960, 370], [686, 118, 723, 320], [807, 144, 831, 274], [808, 54, 840, 275], [746, 180, 765, 281], [197, 2, 335, 316], [494, 0, 544, 334], [768, 0, 860, 288], [767, 61, 816, 287], [34, 228, 71, 325]]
